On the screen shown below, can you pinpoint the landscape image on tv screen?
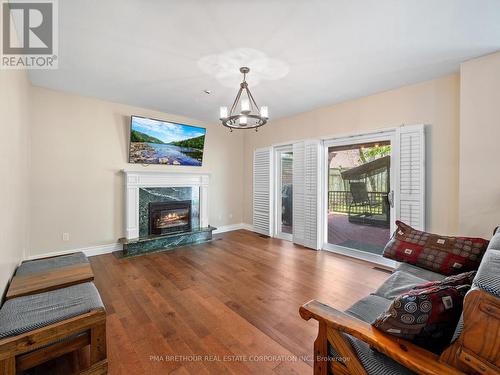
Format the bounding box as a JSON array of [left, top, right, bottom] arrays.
[[129, 116, 206, 166]]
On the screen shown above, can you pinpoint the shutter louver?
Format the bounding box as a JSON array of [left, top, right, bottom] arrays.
[[397, 125, 425, 230], [253, 148, 272, 236]]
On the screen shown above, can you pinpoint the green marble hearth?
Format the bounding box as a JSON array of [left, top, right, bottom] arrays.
[[119, 226, 216, 257]]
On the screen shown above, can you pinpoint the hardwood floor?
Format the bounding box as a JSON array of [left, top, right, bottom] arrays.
[[34, 230, 391, 374]]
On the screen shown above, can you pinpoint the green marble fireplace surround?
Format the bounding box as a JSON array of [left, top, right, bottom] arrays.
[[121, 170, 213, 256], [138, 187, 200, 237]]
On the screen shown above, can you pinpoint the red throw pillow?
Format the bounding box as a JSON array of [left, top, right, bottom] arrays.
[[383, 221, 488, 275], [372, 284, 470, 353]]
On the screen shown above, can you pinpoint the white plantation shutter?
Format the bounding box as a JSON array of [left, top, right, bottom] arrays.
[[293, 142, 306, 245], [293, 140, 321, 249], [253, 147, 273, 236], [304, 141, 321, 249], [397, 125, 425, 230]]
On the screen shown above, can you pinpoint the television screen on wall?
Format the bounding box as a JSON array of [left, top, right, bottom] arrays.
[[129, 115, 206, 166]]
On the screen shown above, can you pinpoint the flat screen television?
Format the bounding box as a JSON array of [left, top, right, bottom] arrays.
[[129, 115, 206, 166]]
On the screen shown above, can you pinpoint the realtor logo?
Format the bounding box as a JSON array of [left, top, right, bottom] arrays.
[[1, 0, 58, 69]]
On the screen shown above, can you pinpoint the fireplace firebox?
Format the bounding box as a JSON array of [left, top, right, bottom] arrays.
[[148, 200, 192, 235]]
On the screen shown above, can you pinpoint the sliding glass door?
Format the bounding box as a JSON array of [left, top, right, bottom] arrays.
[[275, 146, 293, 241], [325, 136, 394, 259]]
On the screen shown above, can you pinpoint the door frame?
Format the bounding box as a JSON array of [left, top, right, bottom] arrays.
[[322, 131, 398, 268], [273, 145, 294, 241]]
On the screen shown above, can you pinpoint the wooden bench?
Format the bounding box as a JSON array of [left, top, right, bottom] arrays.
[[0, 283, 107, 375]]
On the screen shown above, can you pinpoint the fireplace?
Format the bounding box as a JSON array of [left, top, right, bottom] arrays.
[[149, 200, 192, 235]]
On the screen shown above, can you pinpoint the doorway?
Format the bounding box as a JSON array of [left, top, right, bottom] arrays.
[[274, 146, 293, 241], [324, 135, 395, 259]]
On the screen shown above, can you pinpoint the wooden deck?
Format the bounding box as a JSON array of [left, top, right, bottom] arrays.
[[31, 230, 390, 374], [328, 213, 390, 254]]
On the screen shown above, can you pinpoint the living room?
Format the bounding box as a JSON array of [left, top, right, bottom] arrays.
[[0, 1, 499, 374]]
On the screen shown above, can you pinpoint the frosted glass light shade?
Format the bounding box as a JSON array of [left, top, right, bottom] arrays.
[[239, 116, 248, 125], [241, 99, 250, 114], [260, 106, 269, 118], [219, 106, 228, 119]]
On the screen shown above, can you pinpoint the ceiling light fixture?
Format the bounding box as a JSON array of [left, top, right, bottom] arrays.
[[219, 67, 268, 131]]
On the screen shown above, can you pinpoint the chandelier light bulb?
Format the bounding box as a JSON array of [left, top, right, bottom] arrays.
[[219, 106, 228, 119], [241, 98, 250, 114], [260, 106, 269, 119], [239, 116, 248, 126]]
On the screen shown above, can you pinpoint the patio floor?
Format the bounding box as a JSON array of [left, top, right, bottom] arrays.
[[282, 224, 292, 234], [327, 213, 390, 255]]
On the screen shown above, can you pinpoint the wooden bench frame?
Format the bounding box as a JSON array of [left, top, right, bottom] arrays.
[[300, 288, 499, 375], [0, 308, 107, 375]]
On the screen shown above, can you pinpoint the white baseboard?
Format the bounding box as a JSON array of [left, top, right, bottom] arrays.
[[240, 223, 254, 231], [322, 243, 397, 269], [213, 223, 253, 234], [25, 242, 122, 261], [26, 224, 255, 261]]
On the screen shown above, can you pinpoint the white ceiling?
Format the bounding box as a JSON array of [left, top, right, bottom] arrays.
[[28, 0, 500, 123]]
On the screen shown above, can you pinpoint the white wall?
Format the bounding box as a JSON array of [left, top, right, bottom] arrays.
[[0, 68, 31, 295], [459, 52, 500, 238], [29, 87, 244, 256], [243, 74, 461, 235]]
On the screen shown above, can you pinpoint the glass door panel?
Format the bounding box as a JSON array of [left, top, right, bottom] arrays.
[[276, 149, 293, 240], [327, 141, 392, 255]]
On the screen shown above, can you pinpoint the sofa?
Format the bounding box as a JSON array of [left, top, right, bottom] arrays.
[[300, 228, 500, 375]]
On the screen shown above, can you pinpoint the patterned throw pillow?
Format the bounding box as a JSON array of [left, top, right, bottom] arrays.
[[372, 284, 470, 353], [383, 221, 488, 275]]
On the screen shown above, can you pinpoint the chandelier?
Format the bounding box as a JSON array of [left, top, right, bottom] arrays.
[[219, 67, 268, 131]]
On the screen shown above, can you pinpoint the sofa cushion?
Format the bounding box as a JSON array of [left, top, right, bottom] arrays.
[[15, 252, 89, 276], [412, 271, 476, 290], [396, 263, 446, 282], [328, 336, 416, 375], [337, 296, 416, 374], [346, 295, 392, 323], [0, 282, 104, 339], [472, 248, 500, 298], [374, 271, 428, 300], [489, 228, 500, 248], [372, 284, 469, 353], [383, 221, 488, 275]]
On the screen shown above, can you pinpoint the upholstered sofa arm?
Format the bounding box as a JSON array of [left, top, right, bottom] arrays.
[[300, 300, 465, 375]]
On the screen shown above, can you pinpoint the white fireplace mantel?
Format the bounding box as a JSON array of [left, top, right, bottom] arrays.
[[123, 170, 210, 239]]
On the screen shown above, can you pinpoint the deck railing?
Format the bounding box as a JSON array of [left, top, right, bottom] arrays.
[[328, 191, 388, 215]]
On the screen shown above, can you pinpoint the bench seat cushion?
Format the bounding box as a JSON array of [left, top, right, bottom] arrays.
[[472, 248, 500, 298], [396, 262, 445, 282], [0, 282, 103, 339], [374, 271, 428, 300], [328, 337, 416, 375], [15, 252, 89, 276], [331, 295, 415, 374], [345, 294, 392, 322]]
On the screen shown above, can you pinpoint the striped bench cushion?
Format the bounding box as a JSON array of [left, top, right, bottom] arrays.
[[15, 252, 89, 276], [0, 282, 103, 339]]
